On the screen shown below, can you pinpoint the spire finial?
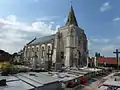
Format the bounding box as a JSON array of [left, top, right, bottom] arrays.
[[70, 0, 72, 6]]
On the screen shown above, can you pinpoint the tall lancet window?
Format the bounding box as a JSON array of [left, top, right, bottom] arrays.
[[78, 51, 81, 65], [47, 46, 51, 61], [36, 47, 39, 51], [41, 47, 45, 58], [61, 52, 64, 59], [48, 46, 51, 53], [31, 47, 34, 57]]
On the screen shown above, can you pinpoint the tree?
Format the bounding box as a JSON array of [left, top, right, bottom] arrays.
[[95, 52, 100, 57], [1, 62, 11, 76], [10, 53, 17, 64], [95, 52, 101, 67]]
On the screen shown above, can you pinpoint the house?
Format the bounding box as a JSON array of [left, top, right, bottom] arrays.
[[0, 50, 11, 69]]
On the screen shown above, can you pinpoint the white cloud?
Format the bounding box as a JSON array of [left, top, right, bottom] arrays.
[[88, 37, 115, 56], [36, 16, 60, 21], [55, 25, 61, 30], [102, 45, 116, 52], [100, 2, 111, 12], [102, 39, 110, 43], [88, 36, 120, 56], [116, 36, 120, 40], [6, 15, 17, 23], [90, 37, 110, 43], [89, 44, 119, 57], [64, 16, 67, 23], [101, 45, 120, 56], [50, 22, 55, 24], [113, 17, 120, 22], [0, 15, 59, 54]]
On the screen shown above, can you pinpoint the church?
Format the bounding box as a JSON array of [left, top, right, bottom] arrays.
[[23, 6, 88, 69]]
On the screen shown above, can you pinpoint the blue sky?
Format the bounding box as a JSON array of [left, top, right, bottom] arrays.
[[0, 0, 120, 57]]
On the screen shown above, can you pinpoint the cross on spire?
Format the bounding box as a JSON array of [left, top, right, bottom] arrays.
[[70, 0, 72, 6]]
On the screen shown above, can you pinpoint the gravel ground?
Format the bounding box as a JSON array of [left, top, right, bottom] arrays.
[[78, 79, 100, 90], [77, 74, 109, 90]]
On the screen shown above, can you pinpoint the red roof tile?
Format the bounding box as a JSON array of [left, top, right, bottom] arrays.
[[0, 56, 11, 62], [98, 57, 118, 65]]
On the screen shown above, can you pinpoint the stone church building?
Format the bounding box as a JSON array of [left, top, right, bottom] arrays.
[[23, 6, 88, 69]]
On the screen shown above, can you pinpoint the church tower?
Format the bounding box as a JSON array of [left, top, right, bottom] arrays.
[[55, 5, 88, 68]]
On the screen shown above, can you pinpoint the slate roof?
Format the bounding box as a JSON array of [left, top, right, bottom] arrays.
[[29, 34, 55, 45], [65, 5, 78, 26], [0, 50, 11, 56], [0, 50, 11, 62], [27, 37, 36, 45]]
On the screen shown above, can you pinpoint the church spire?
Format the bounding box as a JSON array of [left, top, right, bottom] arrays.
[[65, 5, 78, 26]]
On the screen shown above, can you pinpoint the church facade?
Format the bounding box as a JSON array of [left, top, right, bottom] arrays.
[[23, 6, 88, 69]]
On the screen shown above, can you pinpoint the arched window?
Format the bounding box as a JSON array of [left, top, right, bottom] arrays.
[[34, 52, 37, 57], [48, 46, 51, 52], [32, 47, 34, 52], [28, 47, 30, 57], [31, 47, 34, 57], [41, 47, 45, 58], [25, 47, 27, 57], [61, 52, 64, 59], [47, 46, 51, 61], [36, 47, 39, 51]]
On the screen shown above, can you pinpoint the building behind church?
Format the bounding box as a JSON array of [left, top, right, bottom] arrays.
[[23, 6, 88, 69]]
